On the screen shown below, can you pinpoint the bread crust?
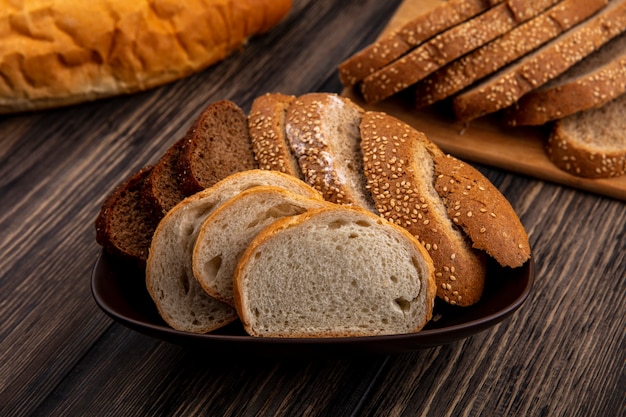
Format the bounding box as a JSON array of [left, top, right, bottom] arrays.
[[360, 0, 562, 104], [414, 0, 608, 109], [0, 0, 292, 113], [453, 0, 626, 122]]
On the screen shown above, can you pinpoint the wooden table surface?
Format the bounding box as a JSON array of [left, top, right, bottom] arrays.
[[1, 1, 624, 416]]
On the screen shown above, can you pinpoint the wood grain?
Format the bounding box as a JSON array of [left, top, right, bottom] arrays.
[[0, 1, 624, 417]]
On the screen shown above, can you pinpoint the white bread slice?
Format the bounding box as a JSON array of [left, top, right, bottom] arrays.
[[545, 93, 626, 178], [248, 93, 302, 178], [414, 0, 608, 108], [338, 0, 505, 87], [233, 206, 436, 338], [508, 31, 626, 126], [285, 93, 376, 211], [193, 186, 330, 306], [453, 0, 626, 122], [360, 0, 563, 104], [145, 169, 322, 333]]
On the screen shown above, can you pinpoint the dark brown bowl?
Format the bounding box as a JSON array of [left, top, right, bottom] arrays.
[[91, 251, 535, 357]]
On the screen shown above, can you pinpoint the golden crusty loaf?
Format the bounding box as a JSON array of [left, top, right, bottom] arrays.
[[359, 0, 562, 104], [545, 93, 626, 178], [507, 31, 626, 126], [193, 186, 328, 307], [453, 0, 626, 122], [338, 0, 504, 88], [145, 169, 323, 333], [359, 111, 530, 306], [285, 93, 376, 211], [414, 0, 608, 109], [0, 0, 292, 113], [248, 93, 302, 178], [233, 206, 436, 338]]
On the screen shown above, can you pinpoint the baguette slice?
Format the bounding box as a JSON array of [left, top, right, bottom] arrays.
[[178, 100, 258, 195], [193, 186, 329, 306], [545, 93, 626, 178], [453, 0, 626, 122], [285, 93, 376, 211], [145, 169, 321, 333], [507, 31, 626, 126], [360, 0, 562, 104], [248, 93, 302, 178], [338, 0, 504, 88], [233, 206, 436, 338], [414, 0, 608, 108]]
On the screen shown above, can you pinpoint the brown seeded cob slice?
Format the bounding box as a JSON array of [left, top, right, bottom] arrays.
[[414, 0, 608, 108], [545, 93, 626, 178], [360, 0, 563, 104], [178, 100, 258, 195], [248, 93, 302, 178], [507, 31, 626, 126], [338, 0, 504, 88], [453, 0, 626, 122], [95, 165, 159, 267]]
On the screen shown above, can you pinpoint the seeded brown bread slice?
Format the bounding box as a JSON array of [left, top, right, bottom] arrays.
[[248, 93, 302, 178], [145, 169, 323, 333], [414, 0, 608, 108], [338, 0, 504, 88], [507, 31, 626, 126], [360, 112, 486, 306], [453, 0, 626, 122], [360, 0, 563, 104], [285, 92, 376, 211], [178, 100, 258, 195], [141, 137, 189, 222], [95, 165, 159, 267], [545, 93, 626, 178], [193, 186, 330, 306]]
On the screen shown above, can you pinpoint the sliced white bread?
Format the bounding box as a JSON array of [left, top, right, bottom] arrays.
[[507, 31, 626, 126], [360, 111, 530, 306], [233, 206, 437, 338], [453, 0, 626, 122], [193, 186, 330, 306], [338, 0, 504, 87], [248, 93, 302, 178], [414, 0, 608, 108], [285, 93, 376, 211], [145, 170, 322, 333], [360, 0, 563, 104], [545, 93, 626, 178]]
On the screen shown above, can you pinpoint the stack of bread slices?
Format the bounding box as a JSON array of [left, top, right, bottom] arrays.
[[96, 93, 530, 336], [339, 0, 626, 179]]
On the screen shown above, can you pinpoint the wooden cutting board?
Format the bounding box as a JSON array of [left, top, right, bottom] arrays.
[[342, 0, 626, 201]]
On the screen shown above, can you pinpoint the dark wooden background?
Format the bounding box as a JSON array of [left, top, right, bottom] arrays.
[[0, 1, 624, 416]]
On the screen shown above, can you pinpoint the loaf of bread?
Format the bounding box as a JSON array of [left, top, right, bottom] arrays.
[[193, 186, 328, 306], [0, 0, 292, 113], [507, 31, 626, 126], [145, 169, 323, 333], [233, 206, 437, 338], [545, 93, 626, 178]]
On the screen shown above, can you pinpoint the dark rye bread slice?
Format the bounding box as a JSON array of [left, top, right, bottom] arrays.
[[507, 31, 626, 126], [248, 93, 302, 178], [141, 137, 189, 221], [338, 0, 504, 88], [545, 93, 626, 178], [95, 165, 160, 267], [414, 0, 608, 109], [178, 100, 258, 195], [359, 111, 530, 305], [360, 0, 563, 104], [453, 0, 626, 122], [285, 93, 376, 211]]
